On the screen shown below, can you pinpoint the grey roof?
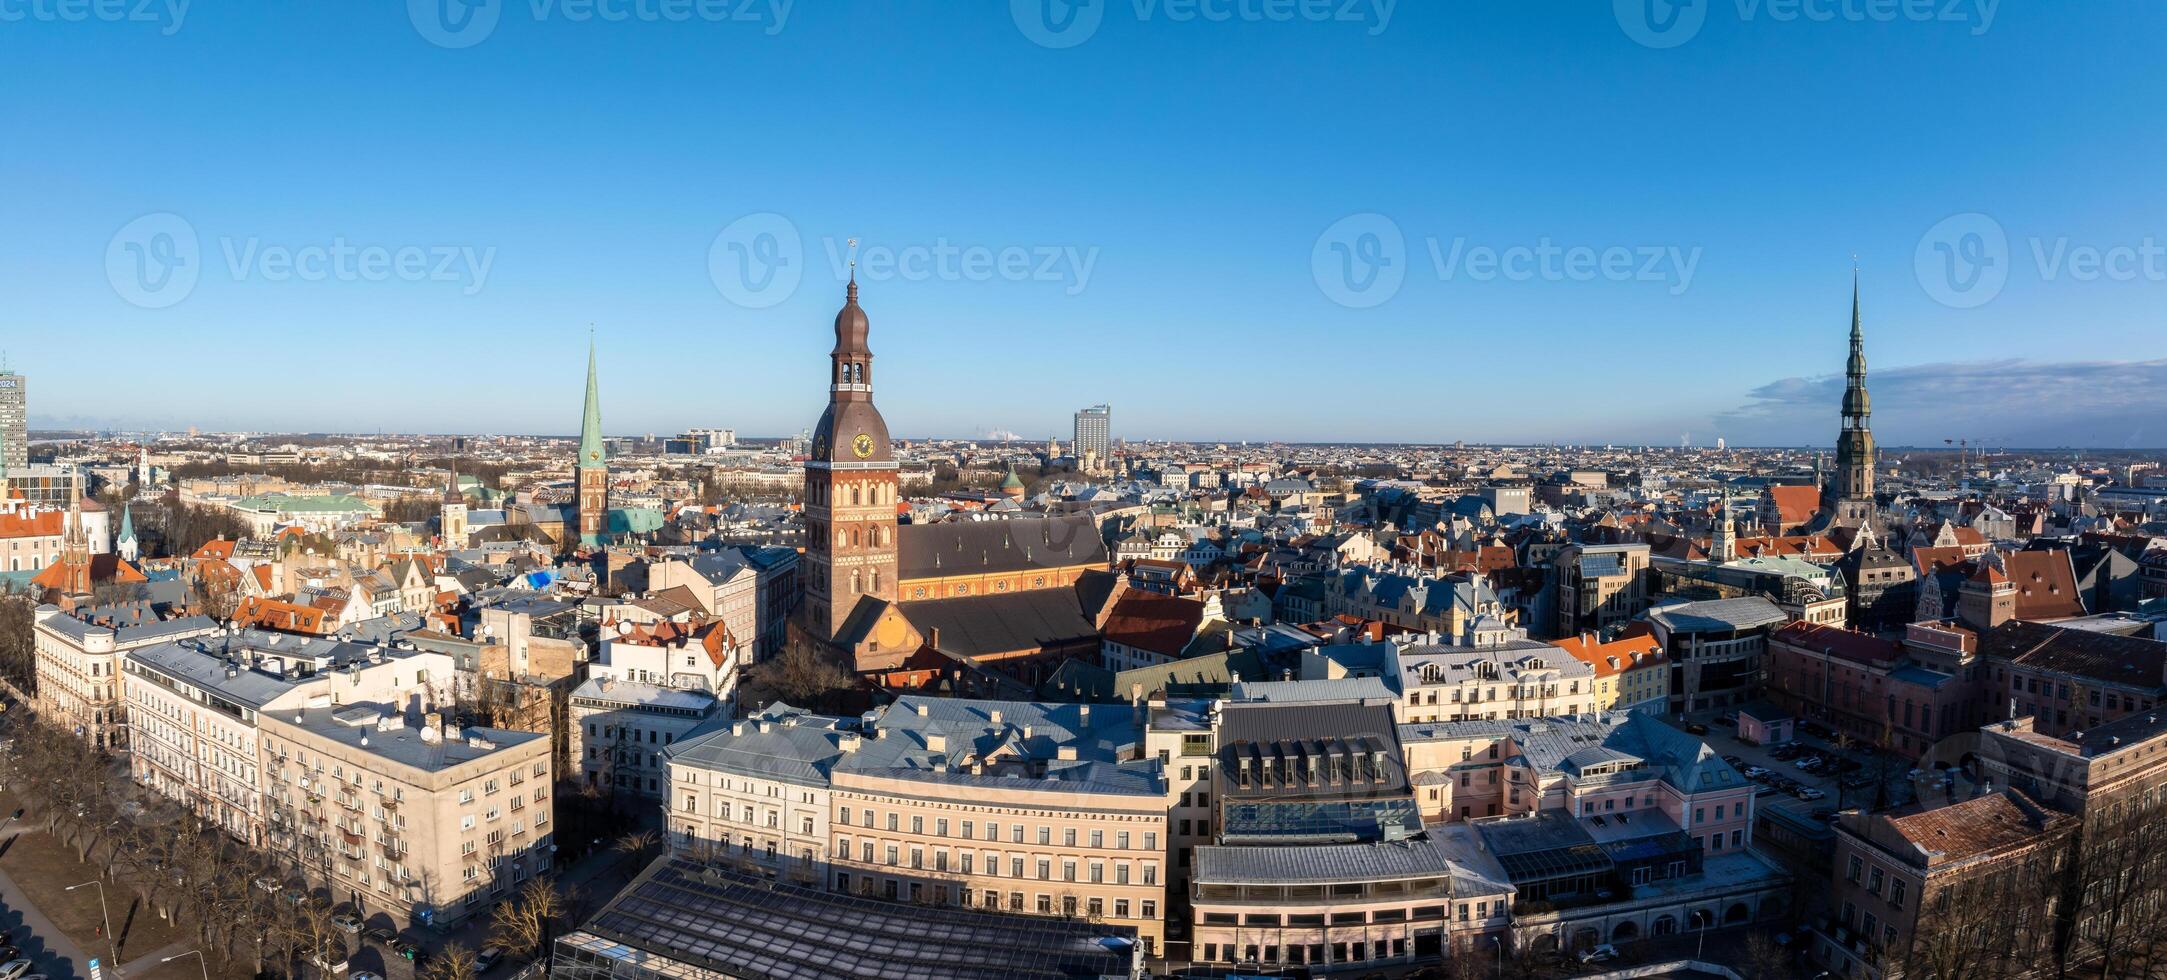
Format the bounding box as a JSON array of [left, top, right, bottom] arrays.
[[893, 589, 1099, 659], [1193, 837, 1455, 885], [126, 630, 398, 709], [1230, 677, 1400, 703], [896, 515, 1109, 581], [666, 704, 848, 787], [1399, 712, 1744, 795], [280, 702, 544, 772], [837, 696, 1161, 797], [40, 607, 217, 646], [572, 677, 721, 715], [1647, 596, 1789, 634]]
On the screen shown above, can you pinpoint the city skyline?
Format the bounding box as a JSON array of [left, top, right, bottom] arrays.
[[10, 3, 2167, 445]]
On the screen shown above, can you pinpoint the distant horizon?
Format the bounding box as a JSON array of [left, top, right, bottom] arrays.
[[24, 429, 2167, 457]]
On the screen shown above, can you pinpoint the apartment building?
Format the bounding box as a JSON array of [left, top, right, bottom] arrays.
[[1397, 712, 1757, 855], [121, 630, 553, 927], [260, 707, 551, 926], [32, 602, 217, 750], [1815, 789, 2074, 979], [663, 696, 1171, 955], [1554, 543, 1651, 638], [1549, 626, 1668, 714], [664, 703, 845, 881]]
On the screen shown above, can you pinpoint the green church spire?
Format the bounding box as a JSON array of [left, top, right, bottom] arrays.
[[579, 337, 606, 469]]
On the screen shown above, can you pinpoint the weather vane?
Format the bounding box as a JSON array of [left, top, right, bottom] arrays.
[[848, 237, 860, 273]]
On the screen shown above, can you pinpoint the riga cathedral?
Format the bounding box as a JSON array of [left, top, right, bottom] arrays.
[[789, 278, 1115, 695]]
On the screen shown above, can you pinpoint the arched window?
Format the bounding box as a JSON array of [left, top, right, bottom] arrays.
[[852, 484, 862, 506]]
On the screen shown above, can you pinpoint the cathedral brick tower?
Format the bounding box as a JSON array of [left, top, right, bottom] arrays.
[[800, 277, 899, 644], [576, 340, 609, 549]]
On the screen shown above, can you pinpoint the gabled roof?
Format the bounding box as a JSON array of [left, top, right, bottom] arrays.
[[2005, 550, 2086, 620]]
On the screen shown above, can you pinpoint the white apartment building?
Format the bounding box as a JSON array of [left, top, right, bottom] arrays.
[[32, 603, 218, 750]]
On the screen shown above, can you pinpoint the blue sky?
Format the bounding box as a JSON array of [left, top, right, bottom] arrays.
[[5, 0, 2165, 447]]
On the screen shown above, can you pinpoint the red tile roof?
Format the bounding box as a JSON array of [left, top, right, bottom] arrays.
[[1773, 621, 1902, 666], [1765, 485, 1822, 526], [2005, 551, 2086, 620], [1101, 592, 1207, 659]]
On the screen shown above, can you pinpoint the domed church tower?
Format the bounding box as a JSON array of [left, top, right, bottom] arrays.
[[801, 277, 900, 643]]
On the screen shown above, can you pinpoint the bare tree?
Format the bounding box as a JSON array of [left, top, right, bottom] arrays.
[[489, 876, 569, 961], [738, 643, 856, 712], [422, 941, 480, 980]]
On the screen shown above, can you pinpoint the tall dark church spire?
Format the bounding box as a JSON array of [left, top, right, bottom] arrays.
[[1829, 270, 1879, 525]]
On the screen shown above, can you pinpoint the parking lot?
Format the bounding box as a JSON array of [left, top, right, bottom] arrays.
[[1674, 713, 1982, 826]]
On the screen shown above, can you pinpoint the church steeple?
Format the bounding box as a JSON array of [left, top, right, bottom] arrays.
[[1829, 270, 1878, 522], [579, 338, 606, 469], [575, 337, 609, 549]]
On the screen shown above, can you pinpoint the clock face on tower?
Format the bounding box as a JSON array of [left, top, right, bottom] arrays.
[[853, 433, 874, 459]]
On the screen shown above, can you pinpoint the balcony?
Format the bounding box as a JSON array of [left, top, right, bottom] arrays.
[[340, 829, 364, 847]]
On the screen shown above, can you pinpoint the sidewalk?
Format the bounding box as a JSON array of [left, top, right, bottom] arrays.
[[0, 829, 93, 980]]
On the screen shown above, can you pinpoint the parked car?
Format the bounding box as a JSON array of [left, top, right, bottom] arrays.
[[1796, 788, 1827, 801], [1743, 766, 1771, 778], [332, 912, 363, 933], [1684, 723, 1708, 735], [1578, 944, 1620, 964], [1713, 716, 1737, 728], [364, 926, 398, 945], [1721, 755, 1744, 766], [1, 961, 35, 980], [475, 947, 506, 972]]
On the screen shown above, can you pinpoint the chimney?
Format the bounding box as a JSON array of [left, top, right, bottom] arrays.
[[838, 732, 861, 753], [915, 702, 929, 718], [1056, 746, 1078, 761], [989, 709, 1003, 726], [926, 734, 947, 752]]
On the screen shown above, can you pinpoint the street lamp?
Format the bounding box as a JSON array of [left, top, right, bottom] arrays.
[[162, 949, 209, 980], [1490, 933, 1504, 979], [1692, 910, 1711, 959], [66, 879, 118, 969]]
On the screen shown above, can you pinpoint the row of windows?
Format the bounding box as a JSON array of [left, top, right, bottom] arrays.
[[833, 836, 1158, 885], [836, 808, 1158, 851]]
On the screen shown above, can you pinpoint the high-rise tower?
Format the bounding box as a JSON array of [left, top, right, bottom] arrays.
[[801, 277, 899, 643], [576, 340, 609, 549]]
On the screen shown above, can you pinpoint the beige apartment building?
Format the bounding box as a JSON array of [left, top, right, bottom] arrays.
[[1555, 543, 1651, 637], [260, 707, 551, 926], [122, 630, 553, 927], [33, 603, 217, 750], [666, 697, 1172, 955]]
